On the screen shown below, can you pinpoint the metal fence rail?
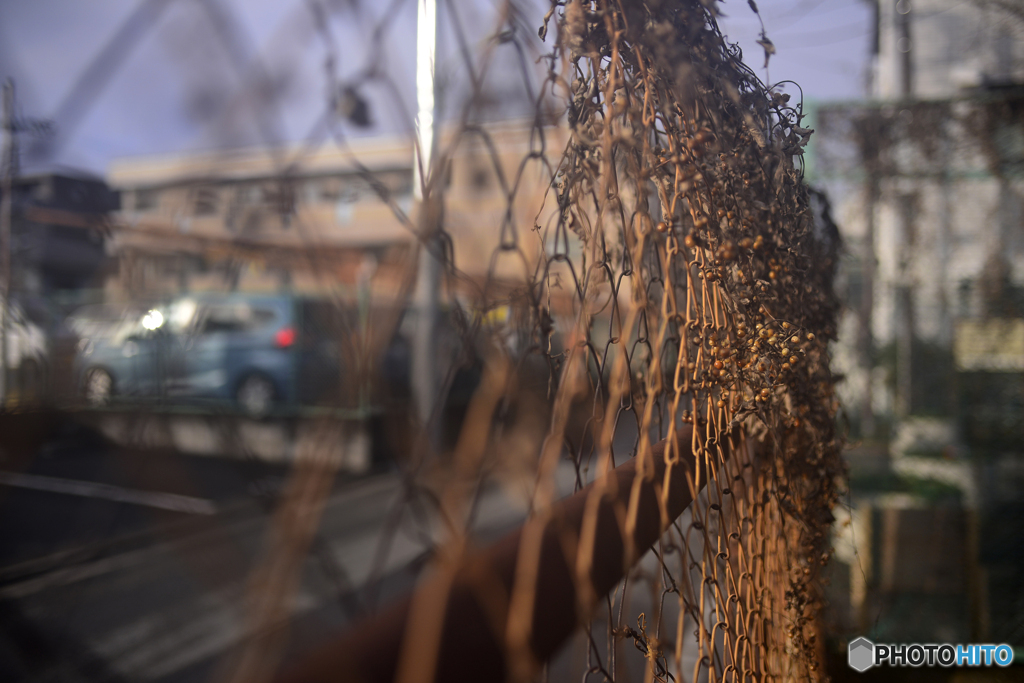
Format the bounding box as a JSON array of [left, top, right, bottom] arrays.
[[278, 426, 762, 683]]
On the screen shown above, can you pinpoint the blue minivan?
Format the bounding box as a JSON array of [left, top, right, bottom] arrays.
[[73, 293, 399, 416]]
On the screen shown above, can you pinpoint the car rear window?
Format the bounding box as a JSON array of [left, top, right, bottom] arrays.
[[200, 303, 277, 334], [298, 300, 351, 343]]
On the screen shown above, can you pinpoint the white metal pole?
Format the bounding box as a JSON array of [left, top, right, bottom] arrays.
[[414, 0, 437, 192], [411, 0, 440, 427]]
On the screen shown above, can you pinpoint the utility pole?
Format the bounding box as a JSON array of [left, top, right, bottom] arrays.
[[0, 79, 15, 407], [411, 0, 440, 427]]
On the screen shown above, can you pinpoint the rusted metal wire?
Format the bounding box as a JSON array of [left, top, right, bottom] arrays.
[[247, 0, 845, 679], [7, 0, 846, 680]]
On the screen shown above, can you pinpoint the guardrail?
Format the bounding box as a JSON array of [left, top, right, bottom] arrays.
[[0, 407, 384, 471]]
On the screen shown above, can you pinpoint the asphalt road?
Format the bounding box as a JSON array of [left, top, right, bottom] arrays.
[[0, 440, 282, 569], [0, 412, 576, 683]]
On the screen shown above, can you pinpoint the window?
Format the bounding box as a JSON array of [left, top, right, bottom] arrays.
[[336, 198, 354, 225], [375, 170, 412, 198], [846, 267, 865, 311], [303, 179, 322, 205], [318, 179, 342, 202], [199, 304, 276, 334], [299, 300, 350, 346], [241, 184, 262, 205], [193, 188, 220, 216], [135, 188, 159, 211], [470, 164, 490, 191], [958, 280, 974, 318], [32, 179, 54, 202], [264, 183, 296, 217], [397, 193, 413, 217]]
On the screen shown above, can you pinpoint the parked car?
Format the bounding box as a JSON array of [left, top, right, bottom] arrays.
[[15, 294, 85, 403], [72, 293, 381, 416]]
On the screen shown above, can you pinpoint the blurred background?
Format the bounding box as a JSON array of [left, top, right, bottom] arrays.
[[0, 0, 1022, 681]]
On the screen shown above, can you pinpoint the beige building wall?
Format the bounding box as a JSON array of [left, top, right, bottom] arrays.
[[106, 122, 571, 303]]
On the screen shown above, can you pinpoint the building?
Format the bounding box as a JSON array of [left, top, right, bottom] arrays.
[[871, 0, 1024, 99], [102, 122, 579, 453], [7, 170, 115, 295], [813, 0, 1024, 650], [105, 122, 568, 309], [817, 0, 1024, 438], [0, 170, 117, 403]]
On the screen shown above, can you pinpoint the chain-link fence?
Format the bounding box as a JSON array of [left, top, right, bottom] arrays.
[[1, 1, 845, 681], [269, 1, 844, 680]]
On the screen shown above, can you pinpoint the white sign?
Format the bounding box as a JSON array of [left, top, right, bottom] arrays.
[[954, 319, 1024, 371]]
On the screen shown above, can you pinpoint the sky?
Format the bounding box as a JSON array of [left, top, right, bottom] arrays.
[[0, 0, 875, 175], [716, 0, 874, 100]]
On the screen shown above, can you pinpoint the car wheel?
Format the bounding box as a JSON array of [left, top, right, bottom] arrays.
[[84, 367, 114, 406], [236, 374, 275, 418], [19, 359, 45, 405]]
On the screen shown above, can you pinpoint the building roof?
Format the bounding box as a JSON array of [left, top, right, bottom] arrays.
[[14, 164, 107, 185], [106, 119, 542, 189]]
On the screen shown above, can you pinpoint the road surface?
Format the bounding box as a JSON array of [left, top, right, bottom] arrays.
[[0, 415, 583, 682]]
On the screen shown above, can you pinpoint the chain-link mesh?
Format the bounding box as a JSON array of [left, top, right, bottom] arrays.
[[334, 0, 848, 680], [2, 0, 846, 681]]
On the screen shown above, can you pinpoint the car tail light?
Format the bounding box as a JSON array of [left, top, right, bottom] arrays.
[[274, 327, 296, 348]]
